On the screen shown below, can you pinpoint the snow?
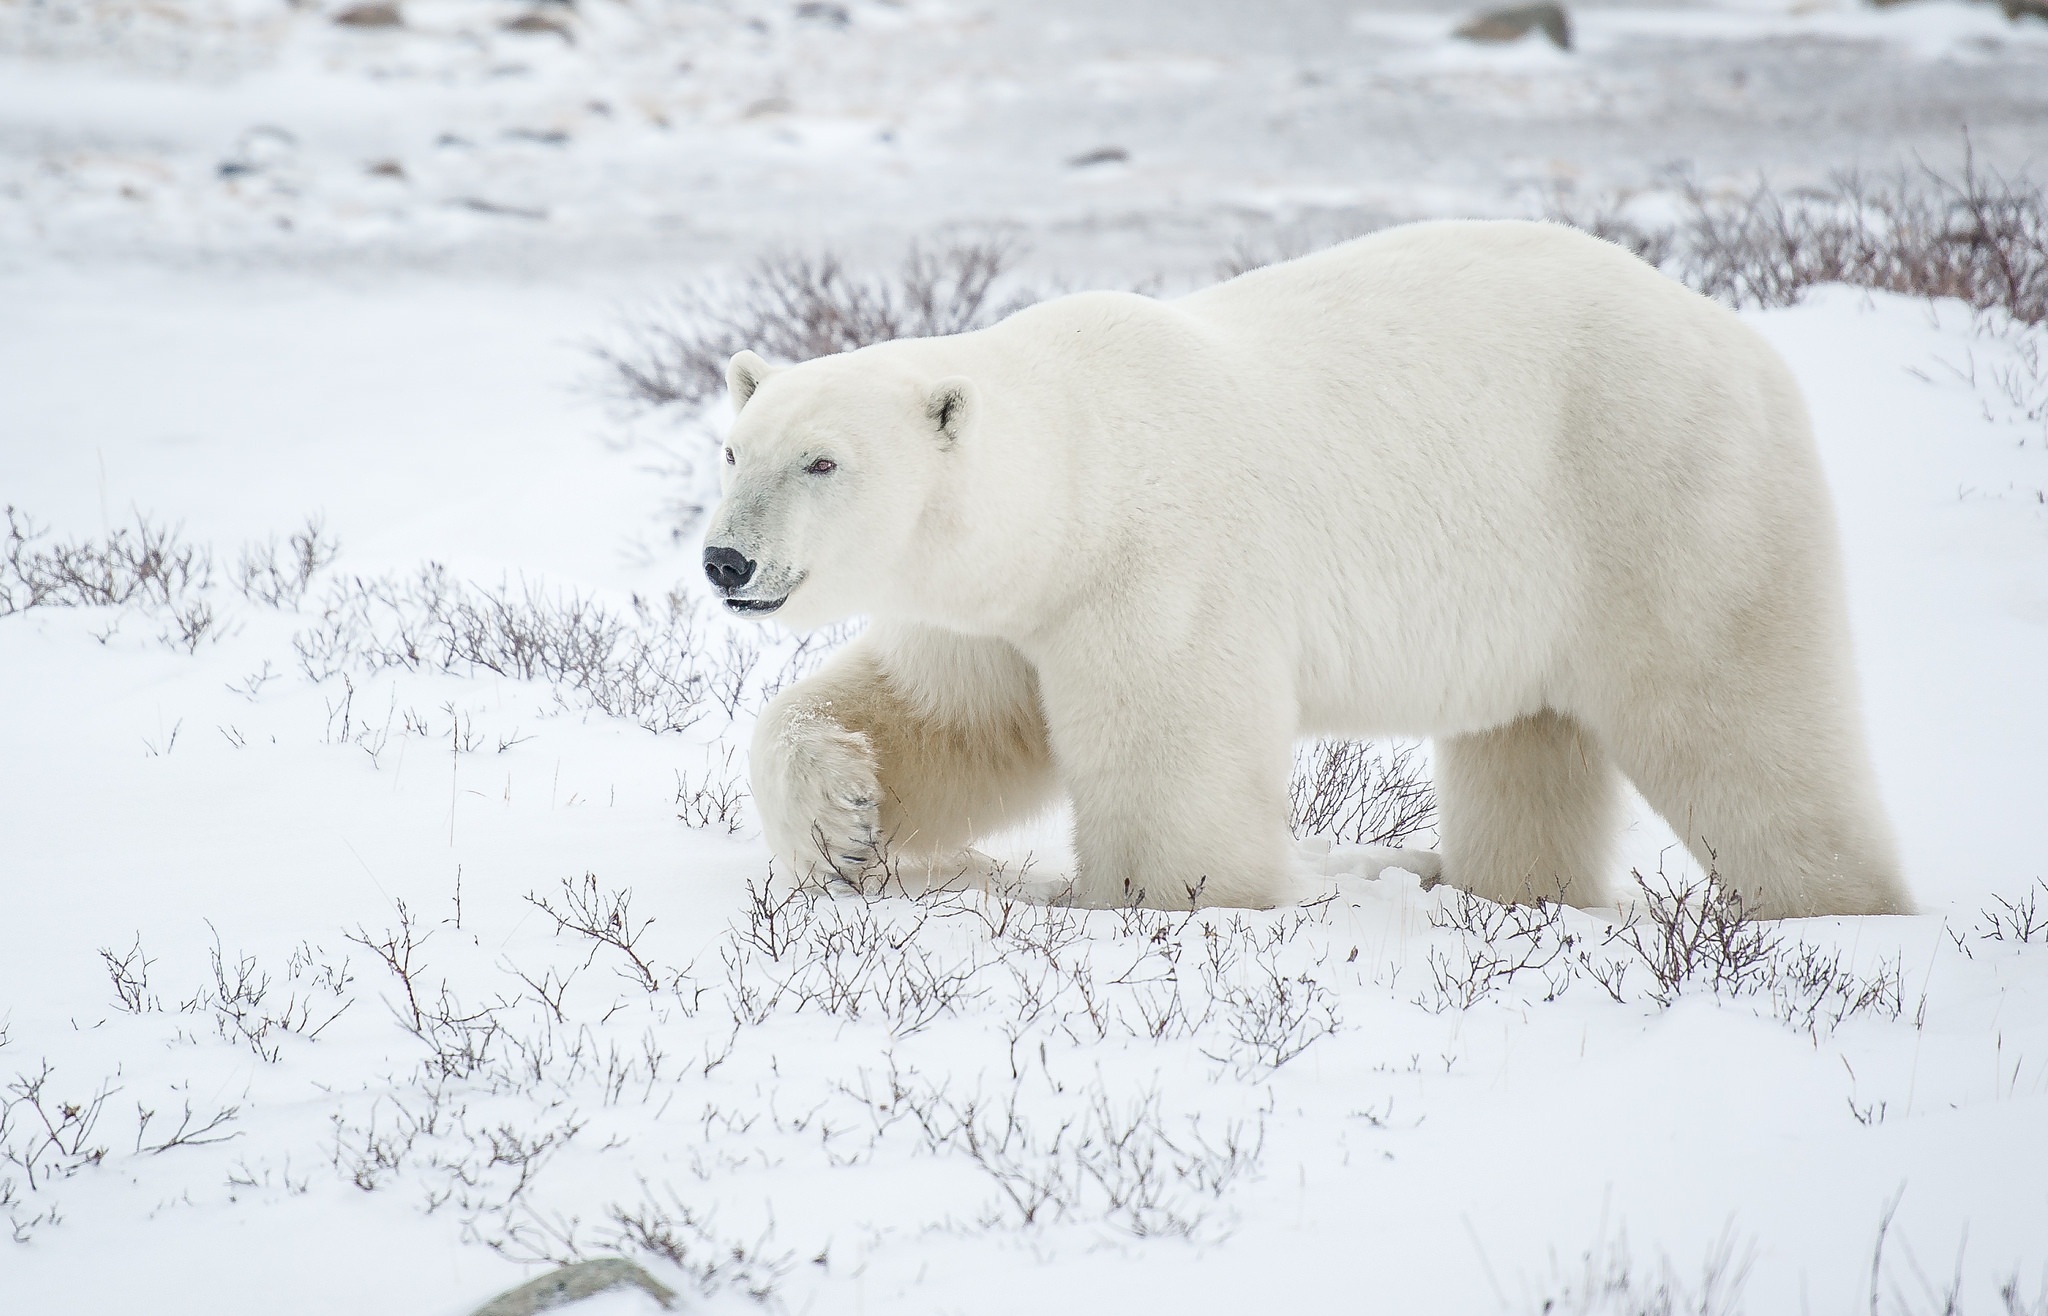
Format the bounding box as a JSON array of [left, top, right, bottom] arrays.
[[4, 1, 2048, 1313]]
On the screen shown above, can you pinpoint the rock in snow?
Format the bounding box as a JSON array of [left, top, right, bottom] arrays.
[[331, 2, 402, 28], [1454, 2, 1573, 50], [467, 1259, 677, 1316]]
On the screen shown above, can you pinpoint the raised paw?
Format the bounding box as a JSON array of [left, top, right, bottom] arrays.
[[749, 702, 886, 886]]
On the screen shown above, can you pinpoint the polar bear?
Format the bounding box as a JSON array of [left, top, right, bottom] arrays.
[[701, 220, 1910, 918]]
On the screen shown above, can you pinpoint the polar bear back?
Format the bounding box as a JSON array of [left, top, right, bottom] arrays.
[[945, 220, 1845, 742]]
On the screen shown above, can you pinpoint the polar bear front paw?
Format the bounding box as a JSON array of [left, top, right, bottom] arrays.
[[751, 703, 885, 886]]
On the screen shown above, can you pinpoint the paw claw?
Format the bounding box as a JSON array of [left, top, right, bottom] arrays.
[[752, 708, 887, 884]]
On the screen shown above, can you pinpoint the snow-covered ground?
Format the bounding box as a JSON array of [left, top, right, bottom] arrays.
[[4, 2, 2048, 1313]]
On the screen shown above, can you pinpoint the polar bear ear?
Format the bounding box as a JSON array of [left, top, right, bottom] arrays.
[[727, 350, 776, 414], [925, 376, 975, 448]]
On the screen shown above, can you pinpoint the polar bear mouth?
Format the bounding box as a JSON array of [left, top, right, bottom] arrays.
[[721, 570, 803, 616]]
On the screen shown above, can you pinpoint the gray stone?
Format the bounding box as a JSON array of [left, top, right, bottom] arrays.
[[502, 10, 575, 42], [1068, 145, 1129, 167], [1454, 3, 1572, 50], [467, 1259, 678, 1316], [332, 2, 403, 27]]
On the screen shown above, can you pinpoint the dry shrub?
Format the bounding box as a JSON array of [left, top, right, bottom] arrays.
[[1551, 146, 2048, 325], [293, 567, 712, 733], [1288, 738, 1436, 848], [3, 507, 346, 653], [1414, 866, 1906, 1033], [1, 506, 211, 617], [596, 239, 1040, 412], [1226, 148, 2046, 329], [602, 1187, 793, 1303], [1420, 891, 1590, 1012], [1975, 878, 2048, 945], [1, 506, 227, 651], [3, 1058, 240, 1243], [1674, 154, 2048, 323], [1867, 1198, 2048, 1316], [1528, 1230, 1751, 1316], [1610, 866, 1781, 1000], [1613, 866, 1906, 1036], [231, 516, 340, 609]]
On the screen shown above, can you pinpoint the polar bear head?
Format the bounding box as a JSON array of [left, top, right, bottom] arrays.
[[702, 348, 975, 630]]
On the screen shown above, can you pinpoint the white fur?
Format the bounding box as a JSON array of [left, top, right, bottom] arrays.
[[706, 220, 1910, 917]]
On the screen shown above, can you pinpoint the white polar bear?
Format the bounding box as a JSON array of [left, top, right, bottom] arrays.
[[701, 220, 1910, 918]]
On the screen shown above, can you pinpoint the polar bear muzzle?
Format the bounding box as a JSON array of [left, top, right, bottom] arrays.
[[703, 545, 796, 614]]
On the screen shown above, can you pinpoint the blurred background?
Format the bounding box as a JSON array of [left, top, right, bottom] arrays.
[[4, 0, 2044, 282]]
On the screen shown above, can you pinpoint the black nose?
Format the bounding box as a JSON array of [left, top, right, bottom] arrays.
[[703, 545, 756, 592]]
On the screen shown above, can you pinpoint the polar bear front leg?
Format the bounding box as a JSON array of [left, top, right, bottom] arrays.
[[1038, 656, 1297, 910], [749, 626, 1059, 890]]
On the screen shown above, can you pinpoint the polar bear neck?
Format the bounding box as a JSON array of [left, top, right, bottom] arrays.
[[873, 293, 1198, 643]]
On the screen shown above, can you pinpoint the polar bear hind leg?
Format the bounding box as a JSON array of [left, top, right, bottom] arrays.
[[1436, 709, 1622, 907], [750, 625, 1060, 890], [1595, 681, 1911, 919]]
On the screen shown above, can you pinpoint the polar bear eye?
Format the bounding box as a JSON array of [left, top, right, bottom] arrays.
[[724, 447, 735, 465], [805, 457, 837, 475]]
